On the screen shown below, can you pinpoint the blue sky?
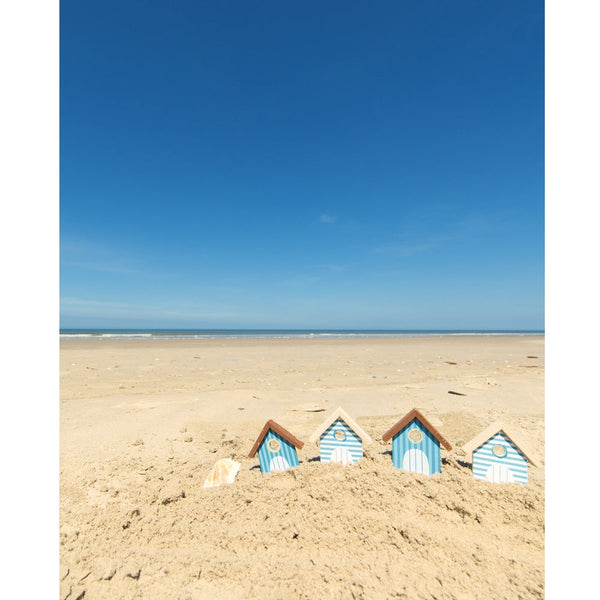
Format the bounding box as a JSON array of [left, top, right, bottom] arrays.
[[60, 0, 544, 330]]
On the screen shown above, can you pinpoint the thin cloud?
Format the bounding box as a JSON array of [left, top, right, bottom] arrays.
[[283, 274, 321, 288], [373, 241, 437, 258], [316, 263, 346, 272], [60, 297, 242, 321], [318, 213, 336, 224], [373, 215, 493, 258], [60, 297, 133, 309], [61, 237, 144, 275], [61, 260, 141, 275]]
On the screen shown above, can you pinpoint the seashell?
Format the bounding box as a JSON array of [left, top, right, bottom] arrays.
[[203, 458, 241, 489]]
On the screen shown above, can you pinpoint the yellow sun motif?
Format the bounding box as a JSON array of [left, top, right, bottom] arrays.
[[408, 428, 423, 444], [267, 438, 280, 453]]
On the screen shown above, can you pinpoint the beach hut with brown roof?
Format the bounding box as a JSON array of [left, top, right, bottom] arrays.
[[309, 406, 373, 465], [249, 419, 305, 474], [461, 421, 538, 484], [382, 408, 452, 475]]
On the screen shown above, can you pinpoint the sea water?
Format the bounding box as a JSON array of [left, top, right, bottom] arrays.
[[59, 329, 544, 340]]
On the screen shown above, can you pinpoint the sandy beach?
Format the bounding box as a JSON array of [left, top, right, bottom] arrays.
[[60, 335, 544, 599]]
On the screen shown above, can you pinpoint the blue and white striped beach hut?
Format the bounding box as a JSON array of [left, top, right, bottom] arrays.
[[248, 420, 305, 474], [461, 422, 538, 484], [309, 407, 372, 465], [382, 408, 452, 475]]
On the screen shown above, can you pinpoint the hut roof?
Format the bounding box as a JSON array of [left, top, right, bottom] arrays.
[[461, 421, 539, 466], [308, 406, 373, 445], [381, 408, 452, 451], [248, 419, 305, 458]]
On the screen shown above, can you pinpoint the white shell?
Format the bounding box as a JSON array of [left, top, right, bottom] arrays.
[[203, 458, 241, 488]]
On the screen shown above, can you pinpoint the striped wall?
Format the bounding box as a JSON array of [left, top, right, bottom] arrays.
[[257, 428, 300, 474], [473, 432, 528, 484], [391, 418, 441, 475], [319, 418, 363, 464]]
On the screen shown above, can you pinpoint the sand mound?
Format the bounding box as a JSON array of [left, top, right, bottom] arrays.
[[60, 427, 543, 600]]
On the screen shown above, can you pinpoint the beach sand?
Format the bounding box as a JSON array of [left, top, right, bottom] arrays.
[[60, 335, 544, 599]]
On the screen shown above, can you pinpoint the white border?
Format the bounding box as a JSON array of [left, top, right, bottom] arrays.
[[1, 1, 59, 597]]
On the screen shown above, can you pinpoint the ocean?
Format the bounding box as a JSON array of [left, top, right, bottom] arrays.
[[59, 329, 544, 340]]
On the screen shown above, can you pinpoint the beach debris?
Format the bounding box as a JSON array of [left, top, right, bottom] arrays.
[[249, 420, 304, 474], [124, 562, 141, 579], [132, 438, 144, 446], [203, 458, 241, 488], [527, 355, 538, 359], [95, 559, 118, 581], [448, 390, 466, 396], [382, 408, 452, 475], [62, 585, 86, 600], [183, 434, 193, 442], [461, 422, 539, 484], [309, 406, 373, 465], [444, 361, 457, 365], [160, 486, 186, 504], [291, 402, 325, 412], [78, 571, 91, 583]]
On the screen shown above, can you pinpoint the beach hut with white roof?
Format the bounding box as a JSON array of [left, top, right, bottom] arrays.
[[461, 421, 538, 484], [309, 407, 373, 465]]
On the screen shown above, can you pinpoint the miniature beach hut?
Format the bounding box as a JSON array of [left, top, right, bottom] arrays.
[[309, 406, 373, 465], [461, 421, 538, 484], [248, 419, 305, 474], [382, 408, 452, 475]]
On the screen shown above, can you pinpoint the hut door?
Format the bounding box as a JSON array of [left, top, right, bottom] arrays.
[[485, 463, 514, 483], [269, 456, 290, 472], [402, 449, 430, 475], [330, 446, 354, 465]]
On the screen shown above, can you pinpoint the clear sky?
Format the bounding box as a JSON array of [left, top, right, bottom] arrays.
[[60, 0, 544, 330]]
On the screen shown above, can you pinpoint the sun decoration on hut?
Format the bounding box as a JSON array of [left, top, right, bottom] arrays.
[[408, 428, 423, 444], [267, 438, 281, 453]]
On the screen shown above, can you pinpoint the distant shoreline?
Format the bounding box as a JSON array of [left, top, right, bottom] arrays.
[[60, 328, 544, 340]]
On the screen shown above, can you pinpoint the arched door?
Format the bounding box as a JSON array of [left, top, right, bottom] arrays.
[[329, 446, 355, 465], [269, 455, 290, 472], [485, 463, 514, 483], [402, 449, 430, 474]]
